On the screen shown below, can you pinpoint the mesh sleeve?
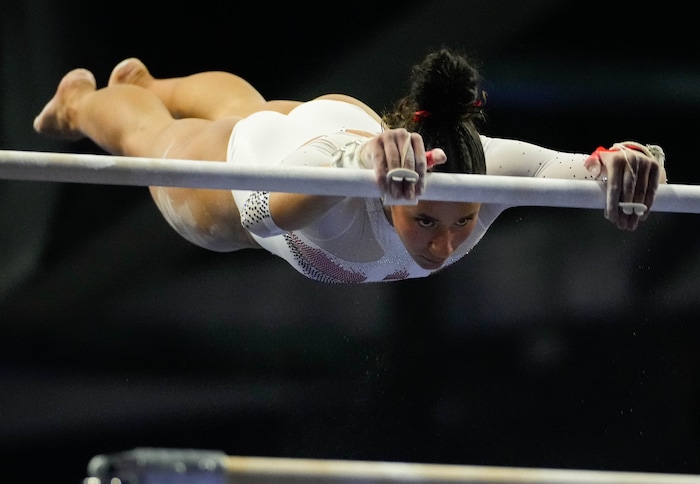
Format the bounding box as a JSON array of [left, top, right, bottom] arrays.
[[239, 131, 371, 238], [240, 190, 287, 237]]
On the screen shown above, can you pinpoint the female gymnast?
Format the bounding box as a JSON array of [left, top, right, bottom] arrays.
[[33, 48, 666, 283]]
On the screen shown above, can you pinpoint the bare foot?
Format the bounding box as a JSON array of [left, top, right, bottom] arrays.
[[108, 57, 154, 88], [33, 68, 96, 140]]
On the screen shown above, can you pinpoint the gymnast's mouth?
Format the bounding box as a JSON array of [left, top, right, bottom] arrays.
[[416, 255, 445, 269]]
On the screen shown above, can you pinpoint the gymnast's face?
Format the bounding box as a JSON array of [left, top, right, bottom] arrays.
[[388, 201, 481, 270]]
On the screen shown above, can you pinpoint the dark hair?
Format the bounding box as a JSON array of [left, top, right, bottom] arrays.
[[382, 47, 486, 175]]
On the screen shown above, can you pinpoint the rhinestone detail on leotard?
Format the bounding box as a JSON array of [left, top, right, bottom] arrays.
[[240, 191, 285, 236], [284, 233, 368, 284]]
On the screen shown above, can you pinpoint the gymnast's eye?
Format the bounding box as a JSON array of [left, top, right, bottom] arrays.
[[416, 217, 435, 228], [455, 217, 473, 227]]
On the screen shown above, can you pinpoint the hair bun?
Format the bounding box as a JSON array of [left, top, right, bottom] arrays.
[[410, 48, 483, 120]]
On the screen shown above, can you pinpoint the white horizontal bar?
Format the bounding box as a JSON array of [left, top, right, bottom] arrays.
[[1, 149, 699, 213], [86, 448, 700, 484], [224, 455, 700, 484]]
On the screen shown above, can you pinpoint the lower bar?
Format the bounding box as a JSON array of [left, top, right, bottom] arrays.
[[224, 455, 700, 483], [84, 448, 700, 483]]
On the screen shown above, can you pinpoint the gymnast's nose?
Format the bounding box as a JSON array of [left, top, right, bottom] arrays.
[[429, 230, 455, 259]]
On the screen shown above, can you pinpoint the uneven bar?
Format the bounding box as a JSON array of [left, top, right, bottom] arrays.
[[1, 149, 699, 213], [223, 455, 700, 483], [85, 448, 700, 483]]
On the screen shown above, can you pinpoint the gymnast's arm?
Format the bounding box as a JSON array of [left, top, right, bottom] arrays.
[[241, 129, 429, 236], [265, 130, 373, 232], [481, 136, 666, 231]]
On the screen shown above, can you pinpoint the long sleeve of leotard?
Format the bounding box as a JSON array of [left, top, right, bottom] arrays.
[[239, 131, 369, 238], [481, 135, 596, 181], [466, 136, 602, 233]]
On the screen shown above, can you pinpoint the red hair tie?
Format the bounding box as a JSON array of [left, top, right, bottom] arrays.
[[413, 110, 430, 123]]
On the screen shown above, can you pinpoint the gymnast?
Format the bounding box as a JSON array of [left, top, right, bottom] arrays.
[[33, 48, 666, 283]]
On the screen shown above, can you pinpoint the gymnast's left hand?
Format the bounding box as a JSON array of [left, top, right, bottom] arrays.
[[584, 142, 666, 231]]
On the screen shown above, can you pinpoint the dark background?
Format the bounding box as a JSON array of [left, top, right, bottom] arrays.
[[2, 1, 700, 482]]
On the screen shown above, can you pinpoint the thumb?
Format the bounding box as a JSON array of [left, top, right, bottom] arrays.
[[584, 146, 610, 179], [427, 148, 447, 169]]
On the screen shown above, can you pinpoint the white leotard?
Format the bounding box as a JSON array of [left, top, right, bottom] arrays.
[[227, 100, 594, 283]]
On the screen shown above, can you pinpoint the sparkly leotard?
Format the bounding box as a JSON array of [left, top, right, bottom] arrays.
[[227, 100, 595, 283]]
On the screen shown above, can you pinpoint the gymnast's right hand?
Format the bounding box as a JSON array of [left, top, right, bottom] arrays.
[[360, 129, 446, 201]]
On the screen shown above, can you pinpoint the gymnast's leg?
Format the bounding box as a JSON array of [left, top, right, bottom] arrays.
[[108, 58, 302, 120], [33, 68, 259, 252], [108, 58, 383, 123]]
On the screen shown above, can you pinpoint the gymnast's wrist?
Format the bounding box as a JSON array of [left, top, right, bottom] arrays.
[[331, 137, 373, 170], [592, 141, 665, 166]]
